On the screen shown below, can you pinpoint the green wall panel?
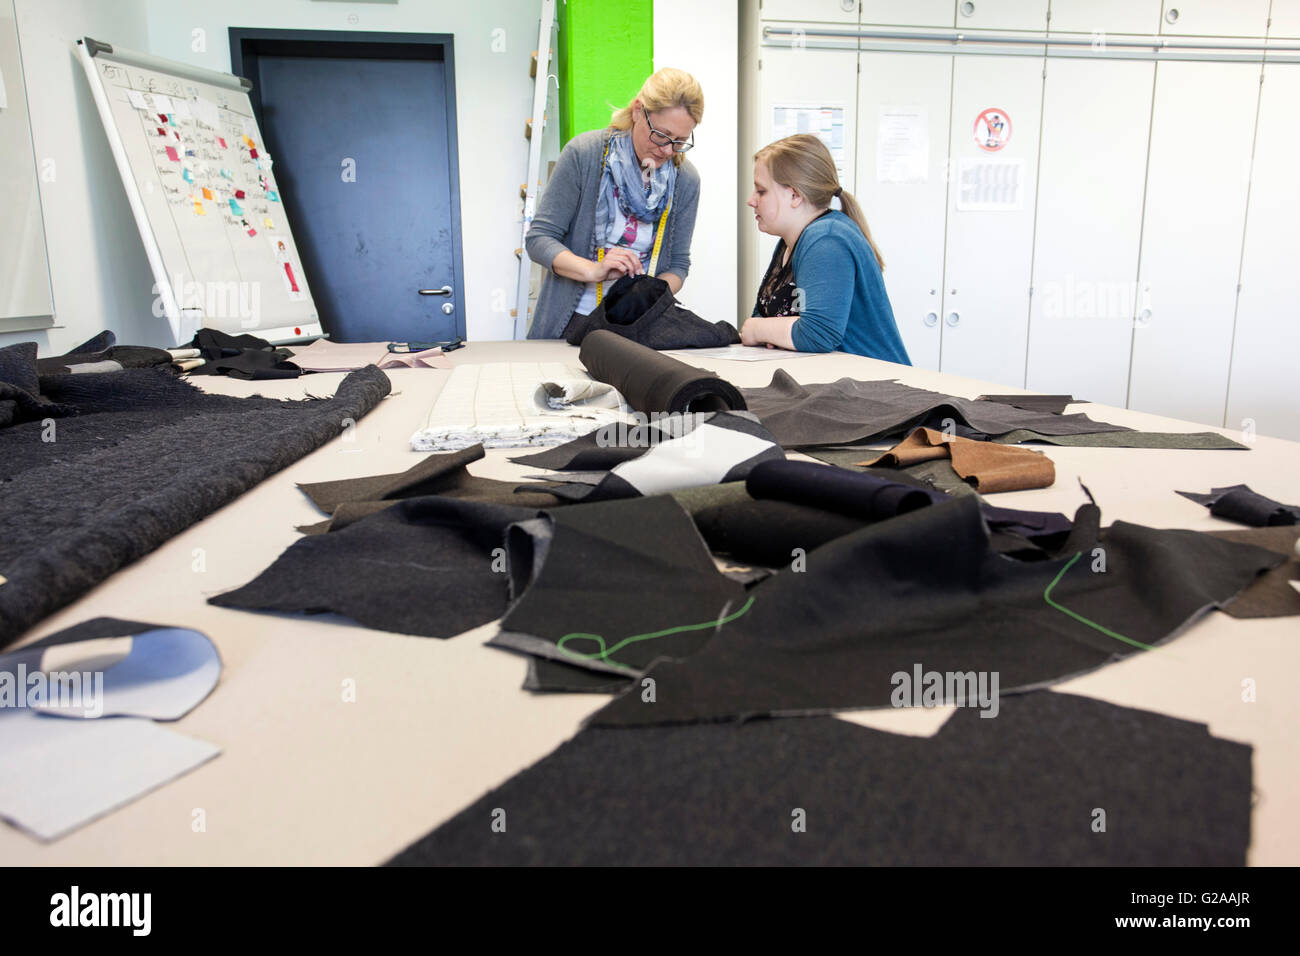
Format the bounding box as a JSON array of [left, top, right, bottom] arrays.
[[558, 0, 654, 145]]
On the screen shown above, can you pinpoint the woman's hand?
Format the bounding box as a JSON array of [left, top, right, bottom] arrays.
[[592, 247, 644, 282], [740, 315, 799, 350], [739, 319, 763, 347]]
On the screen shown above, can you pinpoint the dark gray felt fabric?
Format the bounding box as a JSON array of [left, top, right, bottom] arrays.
[[386, 691, 1252, 866], [211, 496, 537, 639], [0, 367, 390, 649], [741, 370, 1132, 448]]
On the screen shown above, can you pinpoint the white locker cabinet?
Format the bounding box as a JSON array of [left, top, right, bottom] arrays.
[[939, 54, 1044, 386], [860, 0, 955, 28], [1128, 60, 1260, 425], [753, 45, 859, 294], [1047, 0, 1163, 35], [855, 51, 953, 370], [1026, 57, 1154, 407], [955, 0, 1049, 31], [1225, 64, 1300, 442], [760, 0, 860, 25], [1158, 1, 1271, 37], [1268, 0, 1300, 39]]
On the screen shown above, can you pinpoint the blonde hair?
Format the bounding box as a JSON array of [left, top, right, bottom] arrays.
[[755, 134, 884, 270], [610, 68, 704, 167]]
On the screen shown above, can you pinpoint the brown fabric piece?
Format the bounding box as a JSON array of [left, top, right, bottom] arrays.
[[861, 427, 1055, 493], [1208, 526, 1300, 618]]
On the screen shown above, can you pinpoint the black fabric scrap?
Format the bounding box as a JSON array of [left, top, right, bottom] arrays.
[[523, 657, 635, 694], [741, 370, 1130, 448], [974, 393, 1078, 415], [580, 329, 745, 414], [489, 495, 746, 676], [589, 496, 1281, 727], [186, 329, 302, 380], [0, 367, 390, 648], [386, 691, 1252, 866], [563, 274, 740, 349], [211, 496, 536, 638], [298, 443, 566, 518], [1177, 485, 1300, 527], [748, 459, 939, 521]]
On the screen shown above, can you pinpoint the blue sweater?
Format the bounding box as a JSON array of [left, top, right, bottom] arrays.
[[786, 211, 911, 364]]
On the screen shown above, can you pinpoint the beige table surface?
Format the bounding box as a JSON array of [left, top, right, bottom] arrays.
[[4, 340, 1297, 866]]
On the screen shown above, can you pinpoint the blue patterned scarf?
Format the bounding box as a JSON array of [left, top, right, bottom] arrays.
[[593, 130, 677, 251]]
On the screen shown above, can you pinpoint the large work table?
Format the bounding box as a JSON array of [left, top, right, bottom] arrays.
[[5, 341, 1297, 865]]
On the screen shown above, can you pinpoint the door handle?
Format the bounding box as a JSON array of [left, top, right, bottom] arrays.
[[946, 312, 961, 327], [924, 312, 939, 328], [418, 286, 453, 296]]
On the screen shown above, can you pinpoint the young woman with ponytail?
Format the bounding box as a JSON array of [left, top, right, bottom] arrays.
[[743, 134, 910, 363]]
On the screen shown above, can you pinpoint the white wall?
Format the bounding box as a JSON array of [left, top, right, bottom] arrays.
[[0, 0, 157, 355], [143, 0, 540, 342], [655, 0, 739, 325]]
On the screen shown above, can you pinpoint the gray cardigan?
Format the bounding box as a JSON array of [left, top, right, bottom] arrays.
[[524, 128, 701, 339]]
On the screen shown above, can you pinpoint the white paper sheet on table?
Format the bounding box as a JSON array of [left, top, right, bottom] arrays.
[[288, 338, 452, 372], [410, 362, 632, 451], [667, 345, 819, 362], [0, 626, 222, 841]]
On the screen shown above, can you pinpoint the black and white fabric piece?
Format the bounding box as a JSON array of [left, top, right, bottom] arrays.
[[386, 691, 1252, 866], [741, 370, 1131, 448], [521, 412, 785, 503], [1177, 485, 1300, 527], [580, 330, 746, 414], [489, 495, 747, 678], [589, 496, 1281, 728], [563, 275, 740, 349]]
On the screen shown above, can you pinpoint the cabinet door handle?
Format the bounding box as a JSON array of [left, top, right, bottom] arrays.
[[418, 286, 453, 296], [924, 312, 939, 328], [946, 311, 961, 327]]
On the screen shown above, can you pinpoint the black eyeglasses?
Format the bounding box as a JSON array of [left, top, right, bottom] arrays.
[[642, 107, 694, 153]]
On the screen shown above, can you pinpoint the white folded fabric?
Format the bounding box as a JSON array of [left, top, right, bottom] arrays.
[[410, 362, 631, 452]]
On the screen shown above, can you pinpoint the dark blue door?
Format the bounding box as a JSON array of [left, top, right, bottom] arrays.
[[237, 36, 464, 343]]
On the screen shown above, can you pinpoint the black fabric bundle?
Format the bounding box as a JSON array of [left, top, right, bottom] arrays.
[[186, 329, 302, 380], [1177, 485, 1300, 527], [579, 330, 745, 414], [488, 495, 747, 676], [741, 369, 1131, 447], [0, 342, 75, 428], [386, 691, 1252, 866], [33, 331, 173, 377], [748, 459, 937, 521], [0, 366, 390, 648], [693, 498, 867, 567], [563, 275, 740, 349], [588, 496, 1281, 728]]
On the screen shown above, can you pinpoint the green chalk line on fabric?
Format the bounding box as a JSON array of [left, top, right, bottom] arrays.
[[557, 595, 757, 669]]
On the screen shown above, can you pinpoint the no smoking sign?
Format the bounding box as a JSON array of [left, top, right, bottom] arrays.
[[974, 108, 1011, 151]]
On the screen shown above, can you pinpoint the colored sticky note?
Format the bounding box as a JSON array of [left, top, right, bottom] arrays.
[[182, 168, 194, 184], [168, 114, 178, 127], [229, 199, 244, 214], [202, 188, 213, 200], [267, 190, 280, 202], [247, 228, 257, 237], [193, 201, 206, 216], [164, 146, 180, 162], [217, 137, 227, 149], [156, 127, 167, 136], [157, 113, 168, 124], [220, 169, 233, 180], [234, 189, 245, 199], [242, 135, 255, 148], [249, 148, 258, 159], [264, 218, 274, 229]]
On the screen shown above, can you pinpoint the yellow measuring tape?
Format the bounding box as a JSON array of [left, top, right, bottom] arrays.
[[595, 133, 673, 304]]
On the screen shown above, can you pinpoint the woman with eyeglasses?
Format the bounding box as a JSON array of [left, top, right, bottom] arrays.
[[743, 134, 911, 364], [525, 68, 703, 339]]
